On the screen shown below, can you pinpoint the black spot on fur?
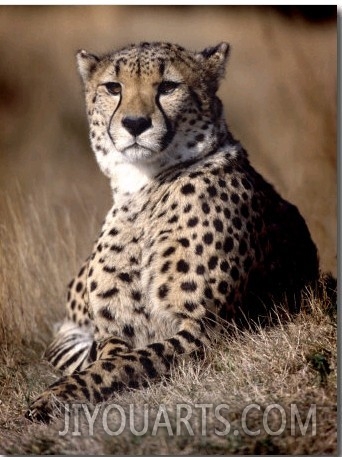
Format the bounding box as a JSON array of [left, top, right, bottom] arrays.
[[184, 301, 199, 312], [100, 307, 115, 320], [177, 259, 190, 273], [181, 183, 196, 195], [139, 356, 158, 378], [119, 272, 132, 283], [102, 361, 114, 372], [202, 202, 210, 214], [203, 232, 213, 245], [208, 256, 218, 270], [188, 217, 199, 227], [231, 177, 239, 188], [158, 284, 169, 299], [213, 219, 223, 232], [168, 215, 179, 224], [98, 287, 119, 298], [196, 264, 205, 275], [124, 365, 135, 376], [223, 236, 234, 253], [123, 324, 135, 337], [207, 186, 217, 197], [163, 246, 176, 257], [90, 281, 97, 291], [195, 244, 203, 255], [178, 238, 190, 247], [231, 193, 240, 204], [91, 373, 103, 385], [168, 337, 185, 354], [132, 290, 141, 301], [224, 208, 231, 219], [219, 261, 229, 274], [232, 217, 242, 230], [218, 281, 228, 295], [181, 281, 197, 292], [148, 342, 164, 357], [110, 244, 124, 253], [161, 261, 171, 273], [178, 330, 202, 347]]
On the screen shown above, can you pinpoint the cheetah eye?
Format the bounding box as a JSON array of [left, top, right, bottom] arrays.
[[158, 81, 180, 95], [104, 82, 122, 96]]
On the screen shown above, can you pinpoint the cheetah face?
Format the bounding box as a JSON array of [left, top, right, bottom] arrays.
[[77, 42, 229, 178]]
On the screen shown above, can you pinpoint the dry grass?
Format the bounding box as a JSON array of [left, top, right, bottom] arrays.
[[0, 239, 337, 454], [0, 6, 337, 455]]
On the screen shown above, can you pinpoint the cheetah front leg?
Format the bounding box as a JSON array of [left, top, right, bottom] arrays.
[[25, 318, 206, 423], [44, 259, 95, 376]]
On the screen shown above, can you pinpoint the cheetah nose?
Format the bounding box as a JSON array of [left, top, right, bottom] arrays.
[[121, 116, 152, 137]]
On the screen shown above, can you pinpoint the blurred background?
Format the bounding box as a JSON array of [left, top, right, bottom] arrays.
[[0, 6, 337, 274]]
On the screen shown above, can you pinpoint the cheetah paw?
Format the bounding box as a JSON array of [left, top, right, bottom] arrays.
[[25, 389, 67, 424]]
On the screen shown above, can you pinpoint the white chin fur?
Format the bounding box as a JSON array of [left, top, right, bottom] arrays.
[[112, 161, 161, 195], [91, 136, 162, 196], [93, 135, 162, 178], [92, 131, 223, 198], [121, 145, 159, 163]]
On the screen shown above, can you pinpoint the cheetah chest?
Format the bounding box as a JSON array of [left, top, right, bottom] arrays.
[[86, 193, 176, 348]]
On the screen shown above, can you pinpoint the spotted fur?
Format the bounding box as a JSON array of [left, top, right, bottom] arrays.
[[26, 42, 319, 423]]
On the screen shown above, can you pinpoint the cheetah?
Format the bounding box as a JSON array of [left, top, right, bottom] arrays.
[[26, 41, 319, 422]]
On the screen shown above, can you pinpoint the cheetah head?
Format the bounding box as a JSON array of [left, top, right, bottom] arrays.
[[77, 41, 229, 179]]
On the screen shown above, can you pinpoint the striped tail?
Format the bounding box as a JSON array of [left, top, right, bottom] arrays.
[[45, 320, 94, 375]]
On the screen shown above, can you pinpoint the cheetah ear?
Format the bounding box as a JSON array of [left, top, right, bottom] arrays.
[[76, 49, 100, 83], [196, 42, 230, 89]]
